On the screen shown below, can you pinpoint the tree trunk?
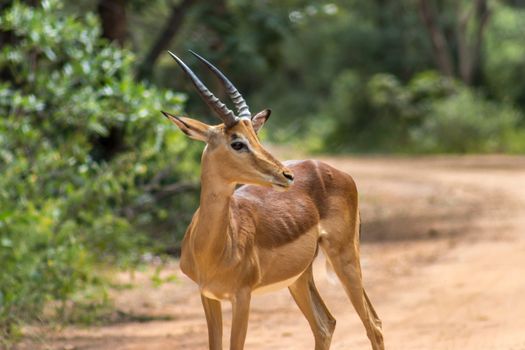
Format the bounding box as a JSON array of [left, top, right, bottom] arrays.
[[95, 0, 128, 160], [418, 0, 455, 77], [470, 0, 490, 86], [97, 0, 127, 46], [456, 0, 490, 85], [456, 2, 474, 84], [137, 0, 196, 80]]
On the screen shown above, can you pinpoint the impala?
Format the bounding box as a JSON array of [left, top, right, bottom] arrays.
[[162, 51, 384, 350]]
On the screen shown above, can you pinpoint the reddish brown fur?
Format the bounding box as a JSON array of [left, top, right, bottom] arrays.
[[164, 112, 383, 350]]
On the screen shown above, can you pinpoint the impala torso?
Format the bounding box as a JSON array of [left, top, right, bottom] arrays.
[[180, 159, 357, 301]]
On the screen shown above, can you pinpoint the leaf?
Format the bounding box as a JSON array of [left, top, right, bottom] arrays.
[[87, 121, 108, 136]]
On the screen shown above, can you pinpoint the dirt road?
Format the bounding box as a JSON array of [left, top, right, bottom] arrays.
[[19, 155, 525, 350]]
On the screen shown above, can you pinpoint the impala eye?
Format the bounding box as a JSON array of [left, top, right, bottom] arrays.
[[231, 141, 247, 151]]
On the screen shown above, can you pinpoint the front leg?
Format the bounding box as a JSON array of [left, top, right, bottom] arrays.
[[230, 288, 251, 350], [201, 294, 223, 350]]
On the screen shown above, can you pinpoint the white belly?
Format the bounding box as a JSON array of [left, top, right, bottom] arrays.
[[201, 288, 230, 301], [252, 274, 302, 295]]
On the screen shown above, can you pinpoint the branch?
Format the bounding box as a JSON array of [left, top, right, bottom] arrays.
[[120, 180, 199, 219], [142, 166, 174, 192], [137, 0, 196, 80], [151, 181, 199, 201]]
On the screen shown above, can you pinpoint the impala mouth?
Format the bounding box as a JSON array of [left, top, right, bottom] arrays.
[[273, 182, 289, 188], [271, 182, 290, 191], [268, 169, 293, 190], [271, 178, 294, 191]]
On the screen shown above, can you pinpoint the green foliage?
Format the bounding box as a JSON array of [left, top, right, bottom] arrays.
[[412, 87, 519, 153], [322, 71, 522, 153], [137, 0, 525, 154], [484, 3, 525, 110], [229, 1, 434, 136], [0, 0, 199, 338]]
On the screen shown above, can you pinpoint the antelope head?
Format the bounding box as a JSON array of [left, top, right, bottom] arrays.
[[162, 51, 294, 190]]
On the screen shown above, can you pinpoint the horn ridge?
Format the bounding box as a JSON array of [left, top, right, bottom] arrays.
[[188, 50, 252, 119], [168, 51, 237, 127]]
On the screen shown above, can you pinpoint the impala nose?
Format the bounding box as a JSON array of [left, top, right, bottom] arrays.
[[283, 170, 294, 183]]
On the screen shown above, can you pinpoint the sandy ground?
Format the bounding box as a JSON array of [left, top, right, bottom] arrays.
[[17, 155, 525, 350]]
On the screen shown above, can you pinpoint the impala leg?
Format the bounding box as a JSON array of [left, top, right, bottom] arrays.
[[230, 288, 251, 350], [201, 294, 223, 350], [321, 240, 384, 350], [288, 264, 336, 350], [364, 289, 383, 328]]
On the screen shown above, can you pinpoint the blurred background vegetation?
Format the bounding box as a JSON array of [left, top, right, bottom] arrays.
[[1, 0, 525, 343]]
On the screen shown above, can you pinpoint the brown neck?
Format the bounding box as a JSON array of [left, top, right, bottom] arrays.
[[193, 155, 236, 260]]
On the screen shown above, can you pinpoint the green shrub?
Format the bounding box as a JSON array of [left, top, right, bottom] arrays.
[[321, 71, 424, 151], [411, 89, 519, 153], [321, 70, 523, 153], [484, 3, 525, 111], [0, 0, 199, 339]]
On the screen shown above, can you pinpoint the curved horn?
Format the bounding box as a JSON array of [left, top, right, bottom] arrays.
[[168, 51, 237, 127], [189, 50, 252, 119]]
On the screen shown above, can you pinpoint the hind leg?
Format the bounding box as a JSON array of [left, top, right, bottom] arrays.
[[289, 263, 336, 350], [364, 289, 383, 328], [320, 223, 384, 350]]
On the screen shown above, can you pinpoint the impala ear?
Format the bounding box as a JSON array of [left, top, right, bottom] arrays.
[[162, 111, 210, 142], [251, 109, 271, 133]]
